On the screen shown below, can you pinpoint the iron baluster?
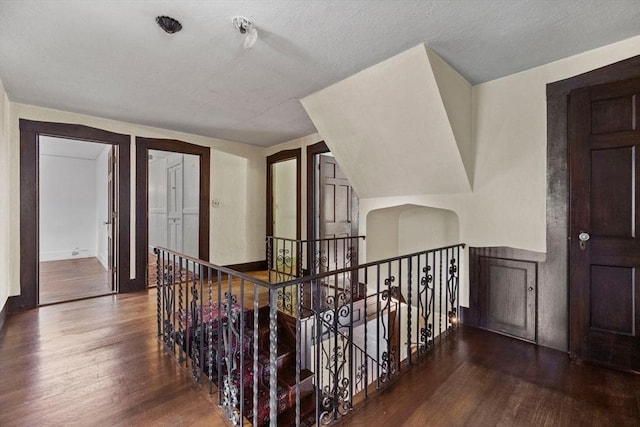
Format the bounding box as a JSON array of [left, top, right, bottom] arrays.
[[375, 264, 381, 388], [208, 266, 214, 396], [445, 250, 449, 336], [155, 248, 161, 337], [216, 270, 223, 405], [407, 257, 412, 366], [439, 250, 443, 345], [268, 290, 278, 427], [239, 279, 245, 425], [267, 237, 273, 283], [252, 284, 259, 427], [296, 283, 302, 426], [448, 248, 459, 331]]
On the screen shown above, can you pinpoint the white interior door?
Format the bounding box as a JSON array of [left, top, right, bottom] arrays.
[[167, 159, 183, 253]]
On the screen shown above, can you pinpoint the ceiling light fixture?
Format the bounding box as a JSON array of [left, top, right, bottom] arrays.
[[232, 16, 258, 49], [156, 16, 182, 34]]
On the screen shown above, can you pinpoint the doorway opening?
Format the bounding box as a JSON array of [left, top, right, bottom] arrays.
[[267, 149, 301, 241], [16, 120, 131, 311], [135, 137, 210, 289], [38, 136, 117, 304]]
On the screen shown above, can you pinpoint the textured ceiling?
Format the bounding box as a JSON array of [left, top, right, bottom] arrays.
[[1, 1, 639, 147]]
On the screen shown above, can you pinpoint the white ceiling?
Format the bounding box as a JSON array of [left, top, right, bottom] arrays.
[[1, 1, 639, 147]]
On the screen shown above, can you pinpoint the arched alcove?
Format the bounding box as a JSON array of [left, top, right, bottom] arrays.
[[366, 204, 459, 262]]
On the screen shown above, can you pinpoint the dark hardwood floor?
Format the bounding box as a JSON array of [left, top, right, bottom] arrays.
[[1, 289, 639, 426], [39, 257, 113, 305], [340, 327, 640, 427], [0, 292, 227, 426]]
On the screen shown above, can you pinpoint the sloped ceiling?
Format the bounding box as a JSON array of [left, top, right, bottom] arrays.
[[0, 1, 639, 146], [302, 45, 472, 198]]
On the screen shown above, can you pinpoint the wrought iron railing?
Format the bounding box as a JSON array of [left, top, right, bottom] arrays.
[[267, 235, 365, 279], [155, 242, 464, 426], [267, 236, 366, 316]]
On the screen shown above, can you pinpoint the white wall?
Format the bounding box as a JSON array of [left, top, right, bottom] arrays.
[[273, 159, 297, 239], [397, 206, 459, 255], [0, 78, 10, 314], [211, 150, 249, 263], [39, 153, 97, 261], [358, 35, 640, 257], [95, 145, 110, 268], [367, 204, 460, 262], [6, 103, 266, 298], [301, 45, 472, 197]]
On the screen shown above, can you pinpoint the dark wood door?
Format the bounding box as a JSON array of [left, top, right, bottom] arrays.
[[108, 146, 117, 292], [318, 155, 358, 274], [319, 155, 354, 240], [569, 77, 640, 371]]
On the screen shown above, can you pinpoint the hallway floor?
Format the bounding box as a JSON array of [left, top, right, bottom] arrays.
[[39, 257, 113, 305], [1, 290, 638, 426]]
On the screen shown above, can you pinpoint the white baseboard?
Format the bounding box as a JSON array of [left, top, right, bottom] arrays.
[[40, 249, 97, 262], [97, 253, 109, 269]]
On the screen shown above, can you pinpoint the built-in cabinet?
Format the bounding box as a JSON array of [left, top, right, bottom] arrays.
[[465, 247, 541, 343], [479, 257, 537, 342]]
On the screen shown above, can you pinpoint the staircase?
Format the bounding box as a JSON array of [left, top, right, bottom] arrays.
[[156, 242, 465, 426], [188, 304, 316, 426]]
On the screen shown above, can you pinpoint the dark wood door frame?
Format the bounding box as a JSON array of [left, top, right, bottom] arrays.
[[13, 119, 131, 311], [266, 148, 301, 240], [135, 137, 210, 289], [547, 54, 640, 356]]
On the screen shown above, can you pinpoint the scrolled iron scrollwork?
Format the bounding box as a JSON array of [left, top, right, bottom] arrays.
[[345, 245, 355, 267], [276, 248, 292, 268], [354, 361, 368, 392], [325, 290, 350, 310], [379, 349, 397, 383], [318, 338, 352, 424], [162, 263, 175, 347], [378, 275, 397, 382], [277, 286, 294, 314], [190, 284, 200, 380], [220, 291, 242, 425], [314, 248, 329, 271], [418, 265, 434, 353], [447, 257, 459, 331]]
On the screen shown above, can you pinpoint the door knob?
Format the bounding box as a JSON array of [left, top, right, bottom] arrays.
[[578, 231, 590, 251]]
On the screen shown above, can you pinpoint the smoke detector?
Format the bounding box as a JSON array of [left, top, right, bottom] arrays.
[[232, 16, 258, 49]]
